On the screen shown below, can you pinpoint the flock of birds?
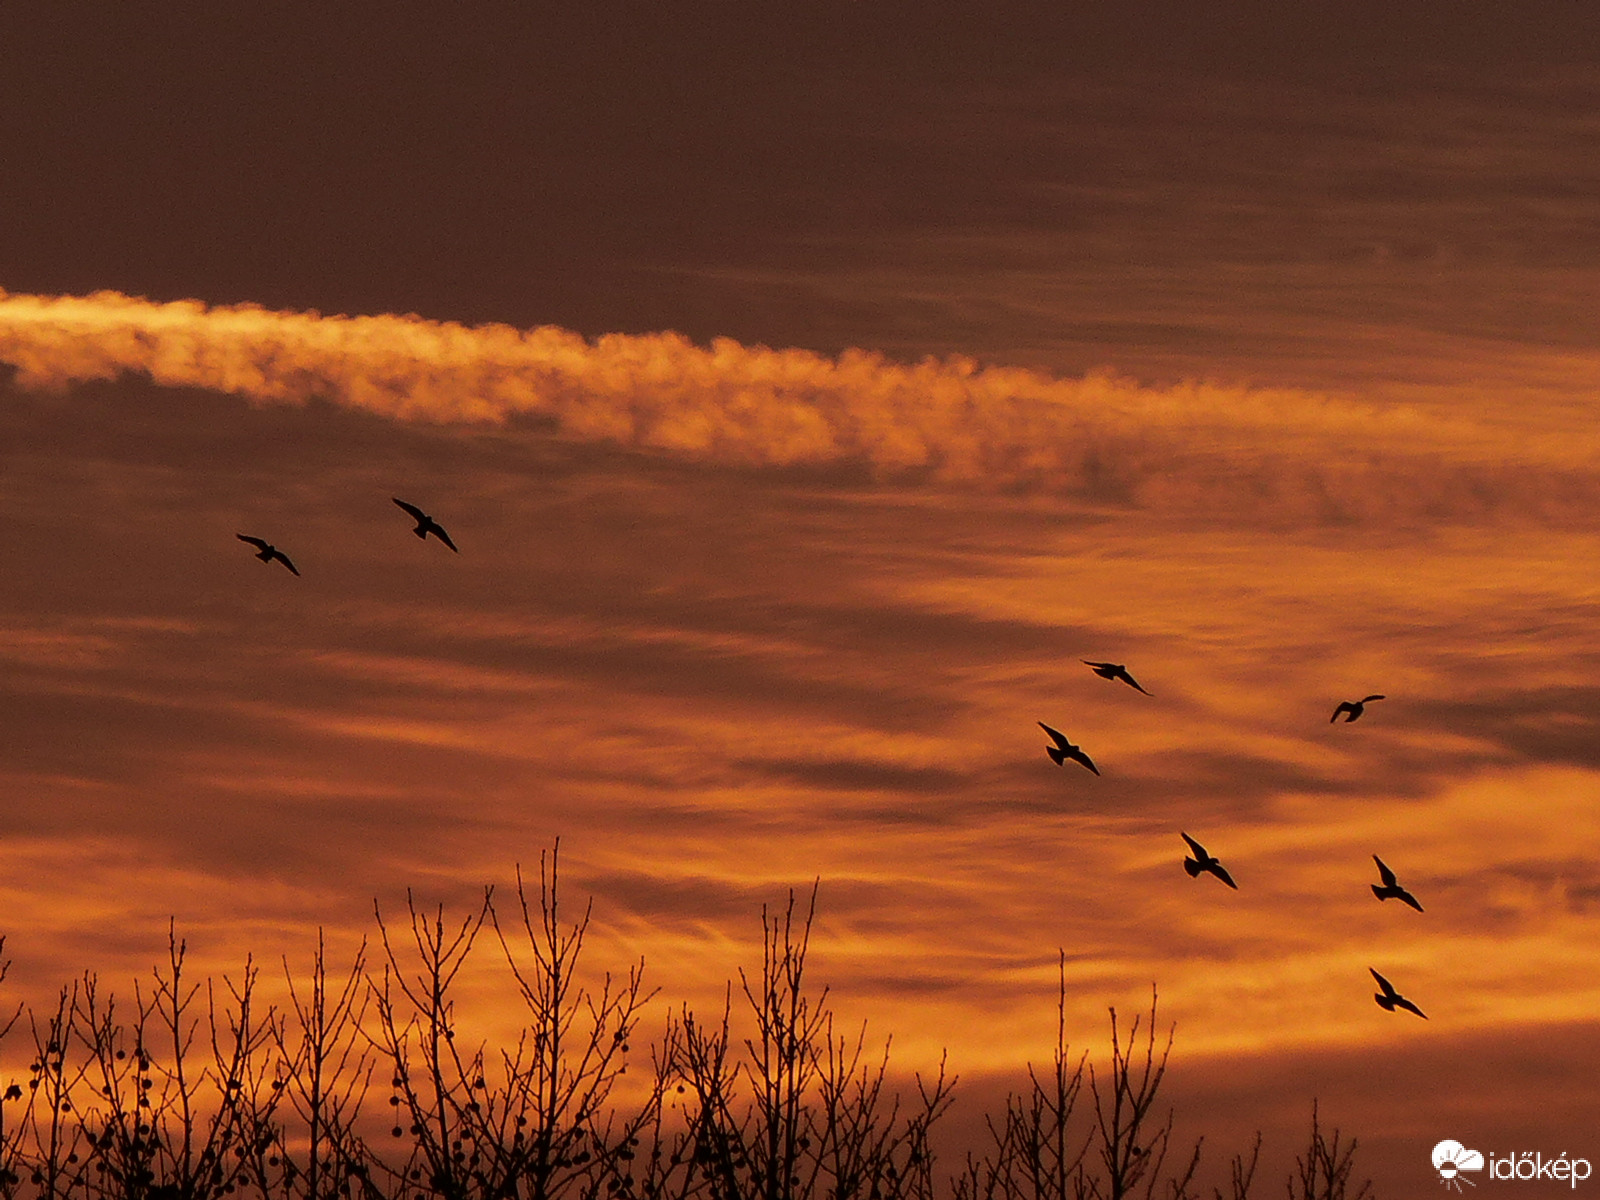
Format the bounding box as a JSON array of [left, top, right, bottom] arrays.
[[1041, 665, 1430, 1021], [239, 500, 1430, 1022], [237, 498, 458, 577]]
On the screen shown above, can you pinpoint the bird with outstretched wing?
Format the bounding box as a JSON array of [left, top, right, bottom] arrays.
[[1369, 968, 1427, 1019], [1331, 694, 1385, 723], [1037, 722, 1099, 775], [1181, 832, 1238, 890], [1371, 855, 1424, 912], [237, 534, 300, 576], [393, 498, 459, 552], [1083, 660, 1151, 695]]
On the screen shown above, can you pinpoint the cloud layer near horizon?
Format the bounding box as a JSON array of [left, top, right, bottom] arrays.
[[2, 288, 1593, 526], [5, 290, 1600, 1199]]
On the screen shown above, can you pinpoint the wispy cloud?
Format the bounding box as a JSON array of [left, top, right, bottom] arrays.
[[3, 289, 1596, 525], [4, 289, 1600, 1194]]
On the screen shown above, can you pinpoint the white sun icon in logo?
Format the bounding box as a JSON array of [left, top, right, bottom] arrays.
[[1432, 1140, 1485, 1191]]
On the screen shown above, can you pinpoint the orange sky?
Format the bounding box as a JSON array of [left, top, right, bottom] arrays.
[[4, 291, 1600, 1193], [4, 7, 1600, 1194]]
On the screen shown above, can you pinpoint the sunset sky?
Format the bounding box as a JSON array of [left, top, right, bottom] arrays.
[[5, 4, 1600, 1194]]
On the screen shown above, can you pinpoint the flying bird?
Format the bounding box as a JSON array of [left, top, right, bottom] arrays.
[[1369, 968, 1427, 1019], [236, 535, 300, 576], [1037, 722, 1099, 775], [1371, 855, 1424, 912], [392, 498, 459, 552], [1180, 832, 1238, 889], [1082, 661, 1151, 695], [1331, 694, 1385, 723]]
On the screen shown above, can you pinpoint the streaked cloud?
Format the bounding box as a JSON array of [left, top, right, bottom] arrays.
[[5, 289, 1600, 527], [1, 290, 1598, 1195], [3, 20, 1598, 1195]]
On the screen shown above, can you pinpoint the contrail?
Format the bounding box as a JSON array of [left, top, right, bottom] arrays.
[[0, 288, 1592, 524]]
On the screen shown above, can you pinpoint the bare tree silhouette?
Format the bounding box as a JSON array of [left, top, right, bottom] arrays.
[[0, 852, 1374, 1200], [955, 955, 1088, 1200], [21, 984, 90, 1200], [675, 888, 953, 1200], [1287, 1105, 1370, 1200], [255, 933, 372, 1200], [0, 940, 27, 1199], [1211, 1134, 1259, 1200], [370, 885, 493, 1200], [73, 927, 273, 1200], [369, 844, 661, 1200], [1082, 989, 1199, 1200], [956, 964, 1201, 1200]]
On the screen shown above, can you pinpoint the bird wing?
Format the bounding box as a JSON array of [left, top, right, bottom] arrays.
[[1395, 996, 1427, 1019], [1037, 722, 1070, 750], [1067, 746, 1100, 775], [1120, 670, 1151, 695], [274, 551, 301, 576], [433, 524, 459, 552], [1210, 862, 1238, 890], [1362, 694, 1386, 703], [237, 534, 269, 550], [1373, 855, 1398, 887], [1082, 660, 1113, 671], [393, 497, 427, 521], [1180, 832, 1207, 859], [1398, 889, 1424, 913], [1331, 702, 1353, 722], [1368, 968, 1396, 997]]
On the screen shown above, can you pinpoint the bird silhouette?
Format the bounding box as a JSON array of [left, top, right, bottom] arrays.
[[1371, 855, 1424, 912], [1082, 661, 1151, 695], [392, 498, 459, 552], [1369, 968, 1427, 1019], [1331, 694, 1385, 723], [1180, 832, 1237, 889], [236, 535, 300, 576], [1037, 722, 1099, 774]]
